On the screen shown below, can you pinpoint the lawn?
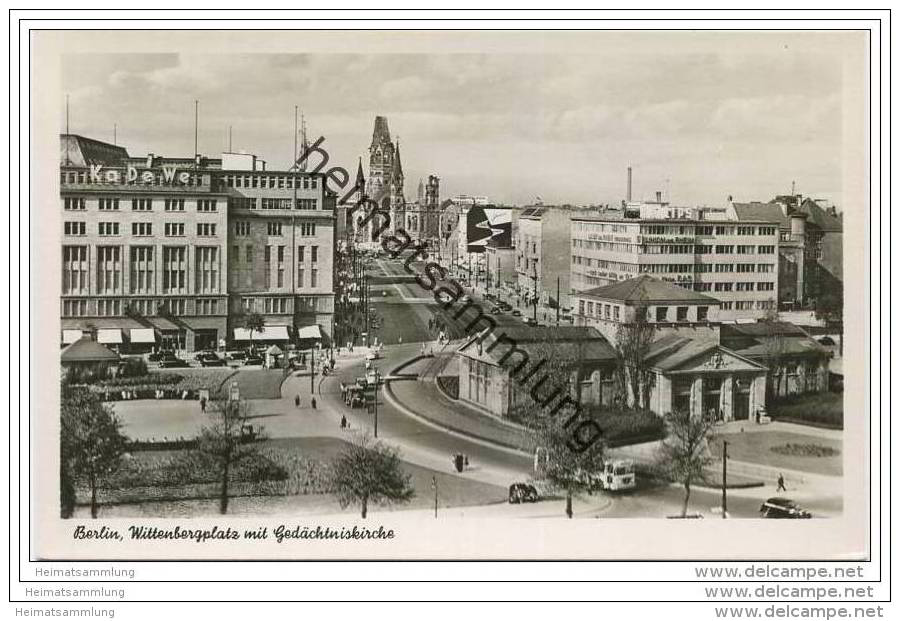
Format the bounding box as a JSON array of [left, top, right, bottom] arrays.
[[709, 430, 842, 477], [228, 368, 286, 399], [75, 436, 507, 518], [768, 392, 844, 429]]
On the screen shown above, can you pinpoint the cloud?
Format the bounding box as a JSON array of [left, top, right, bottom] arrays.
[[60, 50, 847, 206]]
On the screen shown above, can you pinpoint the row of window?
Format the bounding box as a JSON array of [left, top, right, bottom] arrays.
[[62, 245, 220, 295], [64, 197, 215, 212], [65, 221, 217, 237], [61, 297, 223, 318], [572, 256, 777, 275], [220, 174, 319, 191]]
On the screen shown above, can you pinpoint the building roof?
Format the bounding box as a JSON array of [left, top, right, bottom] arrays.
[[732, 202, 790, 229], [643, 335, 766, 372], [578, 275, 719, 305], [733, 198, 843, 233], [60, 134, 129, 167], [644, 336, 720, 371], [721, 321, 811, 338], [796, 199, 843, 233], [458, 325, 617, 366], [729, 336, 831, 359], [60, 337, 121, 363]]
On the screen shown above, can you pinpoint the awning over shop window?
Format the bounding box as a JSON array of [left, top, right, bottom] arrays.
[[130, 328, 156, 344], [97, 328, 124, 344], [233, 325, 290, 341], [296, 325, 322, 340], [62, 329, 84, 344]]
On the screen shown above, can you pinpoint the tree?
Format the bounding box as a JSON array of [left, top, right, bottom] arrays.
[[60, 388, 129, 518], [657, 409, 714, 517], [814, 283, 844, 356], [330, 433, 414, 518], [194, 398, 263, 515], [243, 312, 266, 349], [614, 304, 656, 410], [759, 308, 788, 402], [508, 337, 605, 518]]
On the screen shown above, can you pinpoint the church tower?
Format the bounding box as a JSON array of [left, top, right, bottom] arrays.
[[390, 139, 406, 234], [367, 116, 394, 199]]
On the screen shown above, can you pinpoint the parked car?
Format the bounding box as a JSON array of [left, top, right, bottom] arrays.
[[226, 351, 247, 362], [198, 353, 226, 367], [243, 355, 264, 366], [148, 349, 174, 362], [193, 350, 217, 360], [490, 307, 503, 315], [498, 301, 513, 311], [759, 497, 812, 519], [511, 309, 522, 317], [508, 483, 539, 504], [523, 316, 538, 326], [158, 356, 190, 369]]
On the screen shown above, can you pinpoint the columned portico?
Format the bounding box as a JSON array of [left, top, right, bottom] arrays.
[[648, 343, 768, 420]]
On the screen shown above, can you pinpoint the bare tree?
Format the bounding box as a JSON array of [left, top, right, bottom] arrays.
[[194, 398, 263, 515], [614, 304, 656, 410], [330, 433, 415, 518], [60, 388, 129, 518], [657, 409, 714, 517]]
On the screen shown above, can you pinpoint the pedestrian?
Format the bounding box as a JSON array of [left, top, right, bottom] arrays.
[[295, 395, 301, 408], [340, 415, 347, 430], [199, 397, 206, 413], [311, 397, 317, 409], [777, 473, 787, 492], [398, 336, 403, 345]]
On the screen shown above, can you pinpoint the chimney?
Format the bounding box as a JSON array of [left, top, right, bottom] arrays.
[[655, 190, 662, 203], [146, 153, 154, 168], [627, 167, 632, 202]]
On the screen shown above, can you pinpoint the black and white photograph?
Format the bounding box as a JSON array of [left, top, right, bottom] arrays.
[[21, 22, 877, 567]]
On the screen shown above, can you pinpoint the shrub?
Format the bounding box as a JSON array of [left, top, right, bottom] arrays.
[[119, 357, 149, 378], [588, 407, 666, 446], [770, 443, 840, 458], [437, 375, 459, 399]]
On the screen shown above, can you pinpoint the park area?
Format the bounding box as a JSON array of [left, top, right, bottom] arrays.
[[709, 429, 843, 477], [70, 436, 507, 518]]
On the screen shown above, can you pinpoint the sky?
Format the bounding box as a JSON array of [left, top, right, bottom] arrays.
[[62, 49, 847, 207]]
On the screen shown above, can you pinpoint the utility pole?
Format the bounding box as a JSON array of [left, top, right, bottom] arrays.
[[310, 345, 316, 394], [194, 100, 199, 160], [556, 276, 561, 325], [532, 264, 538, 321], [722, 440, 728, 519], [372, 366, 380, 438], [431, 476, 438, 518]]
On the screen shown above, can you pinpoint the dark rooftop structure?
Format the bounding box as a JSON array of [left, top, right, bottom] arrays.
[[60, 134, 129, 167], [578, 275, 719, 305], [458, 325, 617, 366]]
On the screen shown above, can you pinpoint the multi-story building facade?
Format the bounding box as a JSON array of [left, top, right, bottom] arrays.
[[732, 195, 843, 309], [515, 206, 573, 309], [59, 135, 335, 352], [570, 216, 781, 322]]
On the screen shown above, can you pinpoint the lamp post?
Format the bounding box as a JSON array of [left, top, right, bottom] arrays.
[[722, 440, 728, 519], [531, 264, 538, 321]]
